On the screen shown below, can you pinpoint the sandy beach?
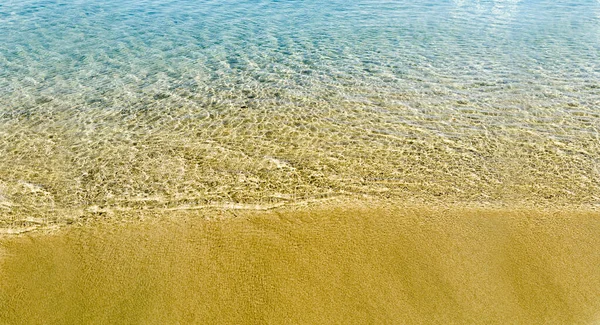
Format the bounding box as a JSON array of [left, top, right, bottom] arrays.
[[2, 1, 600, 323], [2, 200, 599, 324]]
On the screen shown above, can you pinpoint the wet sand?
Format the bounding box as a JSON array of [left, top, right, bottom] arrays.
[[1, 201, 600, 324]]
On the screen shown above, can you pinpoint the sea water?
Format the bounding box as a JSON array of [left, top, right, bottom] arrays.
[[1, 0, 599, 224]]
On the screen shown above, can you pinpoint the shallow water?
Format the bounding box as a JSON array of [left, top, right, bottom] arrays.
[[1, 0, 599, 227]]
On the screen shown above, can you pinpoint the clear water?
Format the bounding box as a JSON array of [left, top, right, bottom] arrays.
[[1, 0, 600, 224]]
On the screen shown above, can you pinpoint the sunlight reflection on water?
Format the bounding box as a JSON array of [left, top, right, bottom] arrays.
[[0, 0, 599, 224]]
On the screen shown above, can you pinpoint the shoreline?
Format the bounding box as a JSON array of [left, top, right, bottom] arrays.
[[2, 196, 599, 237]]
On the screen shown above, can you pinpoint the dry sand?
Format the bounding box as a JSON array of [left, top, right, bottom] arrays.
[[1, 200, 600, 324]]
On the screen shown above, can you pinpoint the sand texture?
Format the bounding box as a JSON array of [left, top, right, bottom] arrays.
[[1, 202, 599, 324]]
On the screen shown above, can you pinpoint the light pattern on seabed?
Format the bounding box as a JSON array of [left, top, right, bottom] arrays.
[[0, 0, 599, 229]]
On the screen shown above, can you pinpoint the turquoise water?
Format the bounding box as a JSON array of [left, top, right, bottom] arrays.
[[2, 0, 599, 114], [1, 0, 600, 222]]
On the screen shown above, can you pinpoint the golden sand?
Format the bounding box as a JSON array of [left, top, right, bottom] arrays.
[[1, 200, 599, 324]]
